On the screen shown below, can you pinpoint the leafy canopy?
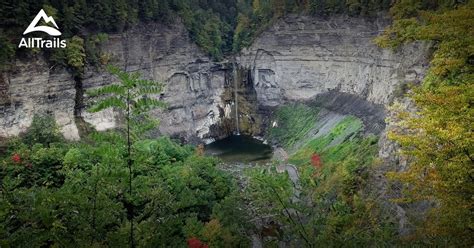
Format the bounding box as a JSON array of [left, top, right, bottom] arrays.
[[377, 0, 474, 245]]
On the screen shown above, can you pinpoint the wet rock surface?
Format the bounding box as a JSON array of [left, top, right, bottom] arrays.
[[309, 91, 386, 135]]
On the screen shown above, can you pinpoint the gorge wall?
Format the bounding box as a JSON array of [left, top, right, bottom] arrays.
[[0, 14, 429, 144], [1, 21, 228, 143], [80, 21, 229, 143], [0, 14, 433, 237], [238, 14, 428, 107]]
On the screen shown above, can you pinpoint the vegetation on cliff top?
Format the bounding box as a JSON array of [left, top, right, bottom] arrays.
[[376, 0, 473, 245], [0, 0, 236, 67], [0, 0, 468, 65], [0, 0, 394, 67]]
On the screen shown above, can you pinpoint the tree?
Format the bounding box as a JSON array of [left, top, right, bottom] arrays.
[[66, 36, 86, 73], [61, 5, 84, 36], [87, 65, 164, 247], [387, 84, 474, 244], [377, 0, 474, 245]]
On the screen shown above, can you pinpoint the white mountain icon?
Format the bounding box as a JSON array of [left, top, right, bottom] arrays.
[[23, 9, 62, 36]]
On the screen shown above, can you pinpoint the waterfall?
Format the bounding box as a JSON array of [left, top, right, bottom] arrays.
[[233, 63, 240, 135]]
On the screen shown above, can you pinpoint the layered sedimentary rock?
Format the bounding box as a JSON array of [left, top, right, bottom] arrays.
[[238, 14, 429, 107], [235, 15, 429, 235], [0, 57, 79, 140], [0, 14, 432, 237], [1, 14, 429, 144], [80, 21, 231, 143], [1, 21, 231, 143]]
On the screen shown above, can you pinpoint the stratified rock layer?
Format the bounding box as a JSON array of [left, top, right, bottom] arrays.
[[0, 14, 432, 236], [0, 57, 79, 140], [238, 15, 429, 106], [80, 21, 228, 143], [1, 15, 429, 143]]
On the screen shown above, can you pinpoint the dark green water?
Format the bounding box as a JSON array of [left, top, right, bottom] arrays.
[[205, 135, 273, 163]]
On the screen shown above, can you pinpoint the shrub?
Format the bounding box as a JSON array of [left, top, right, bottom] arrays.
[[23, 114, 63, 146], [311, 153, 322, 169]]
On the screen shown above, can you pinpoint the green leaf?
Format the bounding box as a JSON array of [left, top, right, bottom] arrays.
[[87, 84, 126, 97], [133, 98, 166, 112], [89, 96, 126, 112]]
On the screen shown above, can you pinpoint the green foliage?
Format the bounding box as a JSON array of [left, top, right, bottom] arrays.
[[245, 166, 294, 221], [22, 114, 63, 147], [0, 129, 249, 247], [268, 103, 319, 149], [85, 33, 110, 66], [1, 143, 69, 189], [0, 34, 14, 69], [180, 8, 232, 59], [66, 36, 86, 72], [0, 0, 392, 62], [376, 0, 474, 245], [288, 116, 364, 165], [87, 66, 165, 245], [49, 34, 104, 74], [80, 67, 250, 247], [248, 106, 392, 246], [0, 92, 249, 246], [210, 193, 253, 246], [88, 66, 165, 140], [0, 0, 237, 61]]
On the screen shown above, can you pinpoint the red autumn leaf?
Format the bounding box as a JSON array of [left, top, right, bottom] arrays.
[[310, 153, 322, 169], [187, 237, 208, 248], [11, 153, 21, 164]]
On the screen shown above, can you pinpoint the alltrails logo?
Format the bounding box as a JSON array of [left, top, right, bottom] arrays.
[[18, 9, 67, 48]]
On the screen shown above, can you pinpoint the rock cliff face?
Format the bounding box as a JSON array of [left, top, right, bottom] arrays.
[[0, 15, 429, 144], [0, 56, 79, 140], [0, 14, 432, 236], [238, 15, 429, 108], [1, 21, 231, 143], [81, 21, 231, 143]]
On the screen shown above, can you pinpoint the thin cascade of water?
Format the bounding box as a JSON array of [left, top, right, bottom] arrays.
[[233, 63, 240, 135]]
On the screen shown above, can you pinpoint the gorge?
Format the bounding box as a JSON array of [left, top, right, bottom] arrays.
[[1, 0, 472, 245], [1, 12, 433, 246], [0, 15, 429, 143]]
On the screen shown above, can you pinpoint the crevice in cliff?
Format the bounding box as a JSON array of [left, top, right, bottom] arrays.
[[73, 75, 83, 117], [0, 72, 9, 106], [235, 66, 262, 136], [233, 62, 240, 135], [73, 75, 92, 137], [204, 64, 233, 141]]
